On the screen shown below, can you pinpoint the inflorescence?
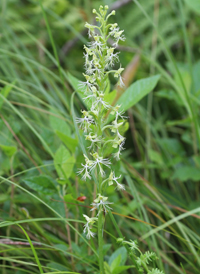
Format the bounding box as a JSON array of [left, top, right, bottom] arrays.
[[76, 5, 126, 239]]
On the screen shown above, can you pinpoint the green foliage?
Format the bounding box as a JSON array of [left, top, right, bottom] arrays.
[[116, 75, 160, 113], [0, 0, 200, 273], [24, 175, 57, 195], [184, 0, 200, 13], [54, 144, 75, 179]]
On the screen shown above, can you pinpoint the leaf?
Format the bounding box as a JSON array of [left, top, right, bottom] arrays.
[[172, 166, 200, 182], [104, 262, 112, 274], [108, 247, 127, 267], [0, 82, 14, 110], [54, 144, 71, 164], [104, 90, 117, 104], [0, 194, 9, 203], [174, 69, 192, 93], [156, 138, 184, 156], [24, 175, 57, 195], [148, 149, 163, 165], [50, 115, 70, 136], [184, 0, 200, 14], [57, 178, 70, 185], [64, 193, 75, 203], [112, 265, 134, 274], [192, 61, 200, 93], [103, 244, 112, 255], [46, 262, 69, 271], [67, 72, 91, 109], [0, 144, 17, 157], [155, 89, 184, 106], [55, 130, 78, 153], [110, 255, 121, 272], [116, 75, 160, 112], [54, 144, 75, 179]]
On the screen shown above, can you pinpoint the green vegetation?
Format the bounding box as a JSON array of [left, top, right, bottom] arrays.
[[0, 0, 200, 273]]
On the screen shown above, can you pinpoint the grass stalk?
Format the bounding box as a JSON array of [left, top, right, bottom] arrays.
[[98, 209, 105, 274]]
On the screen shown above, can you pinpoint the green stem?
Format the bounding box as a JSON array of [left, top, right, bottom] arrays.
[[98, 209, 105, 274]]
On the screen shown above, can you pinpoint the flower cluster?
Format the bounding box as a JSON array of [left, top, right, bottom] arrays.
[[83, 214, 98, 239], [76, 5, 127, 239]]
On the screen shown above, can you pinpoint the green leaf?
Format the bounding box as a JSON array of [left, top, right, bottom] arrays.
[[54, 144, 75, 179], [117, 75, 160, 111], [64, 193, 75, 203], [67, 72, 91, 109], [50, 115, 70, 135], [157, 138, 184, 156], [104, 90, 117, 104], [156, 89, 184, 106], [110, 255, 121, 272], [54, 144, 71, 164], [46, 262, 69, 271], [104, 262, 112, 274], [112, 265, 133, 274], [108, 247, 127, 267], [174, 69, 192, 94], [172, 166, 200, 182], [103, 244, 112, 255], [0, 144, 17, 157], [0, 82, 14, 110], [55, 130, 78, 153], [192, 61, 200, 92], [184, 0, 200, 14], [24, 175, 57, 195], [148, 149, 163, 165], [107, 75, 160, 123], [57, 178, 70, 185], [0, 194, 9, 203]]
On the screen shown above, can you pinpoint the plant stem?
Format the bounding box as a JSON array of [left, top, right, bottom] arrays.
[[98, 209, 105, 274]]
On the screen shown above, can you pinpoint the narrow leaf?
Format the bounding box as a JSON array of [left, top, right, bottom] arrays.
[[117, 75, 160, 112]]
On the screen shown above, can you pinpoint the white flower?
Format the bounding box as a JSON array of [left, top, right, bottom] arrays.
[[115, 181, 125, 191], [76, 115, 94, 133], [113, 139, 125, 161], [83, 214, 98, 239], [111, 120, 124, 133], [113, 150, 121, 161], [79, 74, 95, 91], [83, 214, 98, 224], [79, 79, 93, 90], [90, 153, 111, 176], [85, 22, 99, 38], [112, 105, 127, 120], [91, 194, 113, 215], [109, 26, 125, 46], [117, 130, 126, 143], [118, 75, 125, 87], [85, 133, 101, 149], [77, 163, 91, 181], [119, 138, 126, 151], [89, 39, 104, 51], [92, 97, 111, 110], [105, 48, 119, 67], [108, 171, 125, 190]]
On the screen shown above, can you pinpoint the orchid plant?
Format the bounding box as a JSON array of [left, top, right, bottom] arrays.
[[76, 5, 165, 274]]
